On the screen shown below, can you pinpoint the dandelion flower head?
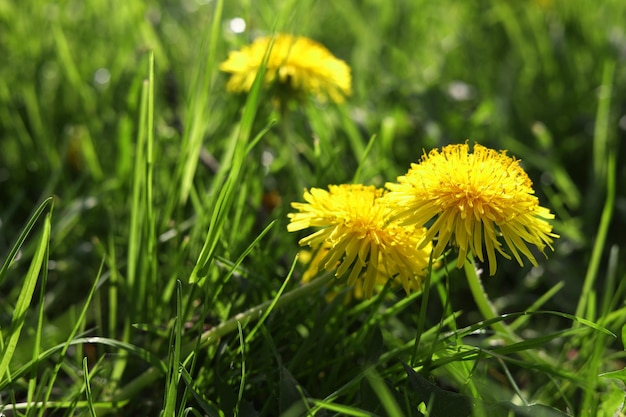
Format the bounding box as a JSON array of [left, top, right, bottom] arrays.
[[287, 184, 431, 299], [219, 33, 351, 103], [385, 143, 559, 275]]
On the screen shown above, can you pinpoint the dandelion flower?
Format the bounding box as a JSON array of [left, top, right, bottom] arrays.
[[287, 184, 431, 299], [384, 143, 559, 275], [219, 33, 351, 103]]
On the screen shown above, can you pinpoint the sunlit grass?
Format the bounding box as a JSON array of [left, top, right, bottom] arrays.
[[1, 0, 626, 416]]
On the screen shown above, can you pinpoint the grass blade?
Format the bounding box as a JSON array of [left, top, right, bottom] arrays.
[[162, 280, 183, 416], [178, 0, 225, 204], [575, 60, 617, 321], [189, 32, 272, 286], [36, 259, 103, 416], [82, 357, 97, 417], [0, 197, 53, 285], [0, 207, 52, 384]]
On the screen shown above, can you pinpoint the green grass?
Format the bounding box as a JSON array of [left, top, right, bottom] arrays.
[[1, 0, 626, 416]]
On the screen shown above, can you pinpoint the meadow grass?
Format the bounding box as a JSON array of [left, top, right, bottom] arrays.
[[1, 0, 626, 416]]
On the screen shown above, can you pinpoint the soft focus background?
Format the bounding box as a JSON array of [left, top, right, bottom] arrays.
[[1, 0, 625, 416]]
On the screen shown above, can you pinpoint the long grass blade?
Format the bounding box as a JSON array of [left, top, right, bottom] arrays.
[[162, 280, 183, 416], [0, 208, 51, 384], [82, 357, 97, 417], [575, 60, 616, 321], [189, 33, 272, 286], [178, 0, 225, 204], [0, 197, 53, 285], [36, 259, 103, 417]]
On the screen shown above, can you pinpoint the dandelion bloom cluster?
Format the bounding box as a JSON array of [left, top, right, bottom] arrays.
[[384, 143, 559, 275], [219, 33, 351, 103], [287, 184, 431, 299]]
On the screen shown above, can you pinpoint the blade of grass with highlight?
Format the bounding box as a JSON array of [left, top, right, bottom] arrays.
[[309, 399, 376, 417], [8, 400, 129, 413], [27, 218, 50, 409], [103, 232, 121, 340], [145, 51, 158, 316], [127, 63, 150, 305], [592, 61, 615, 188], [580, 245, 621, 415], [0, 197, 53, 285], [113, 52, 154, 386], [177, 0, 225, 205], [82, 357, 97, 417], [0, 207, 51, 384], [162, 280, 184, 416], [36, 259, 102, 417], [575, 61, 616, 321], [234, 322, 247, 416], [177, 350, 200, 416], [180, 367, 225, 417], [364, 368, 405, 417], [189, 34, 272, 286]]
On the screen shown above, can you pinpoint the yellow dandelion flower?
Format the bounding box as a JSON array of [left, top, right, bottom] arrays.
[[219, 33, 351, 103], [287, 184, 431, 299], [384, 143, 559, 275]]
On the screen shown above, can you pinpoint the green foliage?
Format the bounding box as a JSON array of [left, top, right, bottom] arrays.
[[1, 0, 626, 416]]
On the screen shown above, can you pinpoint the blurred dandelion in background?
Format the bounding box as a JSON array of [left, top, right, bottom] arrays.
[[384, 142, 559, 275], [288, 184, 431, 299], [219, 33, 351, 104]]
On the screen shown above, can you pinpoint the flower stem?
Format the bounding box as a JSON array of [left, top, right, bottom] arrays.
[[463, 253, 516, 341], [410, 261, 433, 366]]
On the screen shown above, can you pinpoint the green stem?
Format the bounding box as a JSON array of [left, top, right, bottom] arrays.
[[463, 253, 562, 377], [410, 260, 433, 367], [463, 253, 516, 341]]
